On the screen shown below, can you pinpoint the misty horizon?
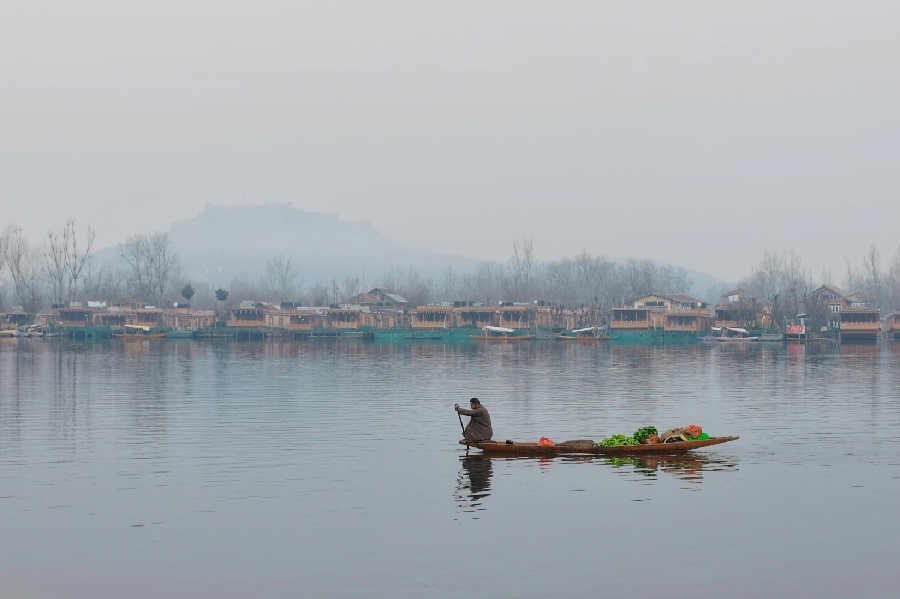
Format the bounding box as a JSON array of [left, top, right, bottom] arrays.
[[3, 2, 899, 282]]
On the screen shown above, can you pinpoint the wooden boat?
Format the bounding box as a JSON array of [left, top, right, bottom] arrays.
[[114, 325, 168, 339], [460, 436, 738, 456], [475, 325, 534, 342], [702, 327, 759, 342], [557, 326, 609, 342]]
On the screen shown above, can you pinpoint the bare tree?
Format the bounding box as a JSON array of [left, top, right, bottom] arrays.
[[120, 235, 150, 299], [0, 230, 8, 310], [505, 237, 535, 300], [887, 246, 900, 312], [120, 232, 180, 306], [266, 254, 300, 301], [862, 243, 882, 298], [441, 265, 456, 300], [843, 256, 862, 294], [308, 283, 329, 306], [83, 262, 128, 302], [472, 261, 500, 305], [43, 229, 69, 304], [3, 225, 45, 314], [63, 220, 95, 300], [330, 277, 340, 305], [342, 274, 360, 301], [146, 233, 179, 306]]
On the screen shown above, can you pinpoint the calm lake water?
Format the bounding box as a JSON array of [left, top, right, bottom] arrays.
[[2, 338, 900, 598]]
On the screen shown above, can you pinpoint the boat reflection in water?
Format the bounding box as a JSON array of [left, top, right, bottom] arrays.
[[454, 452, 738, 513], [597, 453, 739, 486], [454, 456, 494, 516]]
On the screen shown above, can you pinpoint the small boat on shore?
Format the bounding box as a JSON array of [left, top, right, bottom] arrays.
[[114, 325, 168, 339], [557, 326, 609, 342], [460, 436, 738, 456], [703, 327, 759, 342], [475, 325, 534, 342]]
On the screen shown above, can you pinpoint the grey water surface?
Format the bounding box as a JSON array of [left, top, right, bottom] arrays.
[[2, 338, 899, 598]]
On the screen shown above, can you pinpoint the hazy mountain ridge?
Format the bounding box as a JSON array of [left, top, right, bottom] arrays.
[[94, 203, 480, 286], [89, 203, 727, 301]]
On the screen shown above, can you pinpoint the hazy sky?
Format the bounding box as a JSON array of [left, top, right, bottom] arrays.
[[2, 1, 898, 280]]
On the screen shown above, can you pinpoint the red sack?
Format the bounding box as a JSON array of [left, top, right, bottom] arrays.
[[538, 437, 555, 446], [684, 425, 702, 439]]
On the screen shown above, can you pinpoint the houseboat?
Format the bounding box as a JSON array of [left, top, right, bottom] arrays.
[[838, 292, 881, 343], [886, 311, 900, 341], [608, 307, 661, 340], [839, 309, 881, 343]]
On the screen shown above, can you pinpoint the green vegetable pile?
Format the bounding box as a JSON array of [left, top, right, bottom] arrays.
[[632, 426, 658, 444], [596, 426, 658, 447], [596, 434, 639, 447]]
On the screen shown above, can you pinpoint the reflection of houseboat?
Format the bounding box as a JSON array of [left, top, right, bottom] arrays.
[[557, 326, 609, 342], [703, 327, 760, 342], [476, 325, 533, 341]]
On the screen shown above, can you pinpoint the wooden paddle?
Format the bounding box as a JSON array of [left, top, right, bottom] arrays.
[[456, 406, 465, 436]]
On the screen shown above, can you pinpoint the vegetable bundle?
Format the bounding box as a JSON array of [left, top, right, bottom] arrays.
[[596, 434, 639, 447], [632, 426, 658, 444], [597, 425, 659, 447]]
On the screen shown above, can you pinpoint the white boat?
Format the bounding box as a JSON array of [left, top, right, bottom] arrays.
[[476, 325, 534, 341], [557, 326, 609, 341], [703, 327, 760, 342]]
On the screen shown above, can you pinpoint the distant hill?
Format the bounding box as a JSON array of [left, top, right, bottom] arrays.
[[93, 203, 479, 286], [90, 203, 728, 300]]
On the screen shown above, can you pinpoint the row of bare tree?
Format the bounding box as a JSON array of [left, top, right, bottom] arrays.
[[0, 222, 95, 314], [238, 238, 694, 310], [0, 223, 180, 313], [4, 222, 900, 319], [731, 245, 900, 331]]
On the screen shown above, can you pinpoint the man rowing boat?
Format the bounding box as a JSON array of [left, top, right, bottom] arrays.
[[455, 398, 493, 442]]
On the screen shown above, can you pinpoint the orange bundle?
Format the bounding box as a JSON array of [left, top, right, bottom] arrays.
[[684, 425, 702, 439], [538, 437, 555, 446]]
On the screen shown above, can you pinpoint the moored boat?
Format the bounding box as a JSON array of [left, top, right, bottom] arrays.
[[475, 325, 533, 341], [702, 327, 759, 342], [114, 325, 168, 339], [557, 326, 609, 342], [461, 436, 738, 456]]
